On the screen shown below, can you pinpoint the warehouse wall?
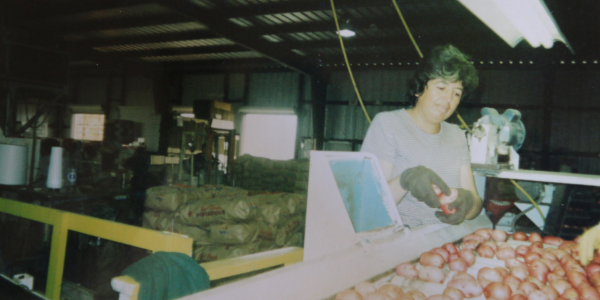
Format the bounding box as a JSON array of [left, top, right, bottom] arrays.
[[72, 75, 161, 152], [68, 67, 600, 174]]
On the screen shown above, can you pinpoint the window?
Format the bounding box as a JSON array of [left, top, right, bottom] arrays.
[[240, 114, 297, 160], [71, 114, 105, 141]]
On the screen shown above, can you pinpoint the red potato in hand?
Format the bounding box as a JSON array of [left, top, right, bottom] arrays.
[[419, 266, 447, 284], [420, 252, 446, 269], [396, 262, 419, 279], [432, 184, 459, 215]]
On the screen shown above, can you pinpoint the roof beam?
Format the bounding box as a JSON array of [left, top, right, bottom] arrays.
[[68, 29, 218, 48], [38, 14, 188, 36], [105, 45, 246, 58], [15, 0, 154, 22], [155, 0, 312, 76], [221, 0, 400, 18]]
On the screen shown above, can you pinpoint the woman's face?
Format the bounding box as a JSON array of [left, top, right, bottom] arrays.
[[414, 78, 463, 124]]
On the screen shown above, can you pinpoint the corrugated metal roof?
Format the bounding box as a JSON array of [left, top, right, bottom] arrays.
[[36, 4, 167, 25], [94, 38, 234, 52], [262, 35, 284, 43], [256, 10, 330, 26], [229, 18, 254, 27], [140, 51, 262, 62], [64, 22, 207, 41], [224, 0, 297, 7]]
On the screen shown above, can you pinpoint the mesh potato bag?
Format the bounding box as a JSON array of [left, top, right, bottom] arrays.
[[177, 196, 258, 226]]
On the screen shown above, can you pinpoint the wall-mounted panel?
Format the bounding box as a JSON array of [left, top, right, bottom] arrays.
[[125, 76, 153, 107], [182, 74, 225, 105], [247, 73, 300, 108], [477, 70, 545, 105], [327, 70, 412, 103], [77, 77, 107, 105], [553, 71, 600, 107]]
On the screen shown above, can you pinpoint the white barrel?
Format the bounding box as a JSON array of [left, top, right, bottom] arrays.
[[0, 144, 28, 185], [46, 147, 63, 189]]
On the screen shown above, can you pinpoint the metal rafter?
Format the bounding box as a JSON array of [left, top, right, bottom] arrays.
[[155, 0, 313, 76]]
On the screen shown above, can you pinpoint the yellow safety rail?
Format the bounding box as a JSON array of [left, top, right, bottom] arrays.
[[0, 197, 193, 300]]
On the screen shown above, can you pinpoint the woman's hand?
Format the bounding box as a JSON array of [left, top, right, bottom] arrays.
[[435, 188, 473, 225], [400, 166, 450, 208]]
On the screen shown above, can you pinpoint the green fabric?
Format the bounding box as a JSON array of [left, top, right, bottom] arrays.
[[122, 252, 209, 300]]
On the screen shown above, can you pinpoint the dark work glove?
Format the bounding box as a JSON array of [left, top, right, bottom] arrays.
[[400, 166, 450, 208], [435, 188, 473, 225]]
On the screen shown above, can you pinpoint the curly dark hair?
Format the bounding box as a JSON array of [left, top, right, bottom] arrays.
[[407, 45, 478, 106]]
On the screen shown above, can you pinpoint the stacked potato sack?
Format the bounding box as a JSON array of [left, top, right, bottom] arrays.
[[232, 154, 308, 194], [175, 190, 307, 263], [294, 159, 310, 195], [143, 184, 249, 254], [337, 229, 600, 300], [143, 185, 211, 243]]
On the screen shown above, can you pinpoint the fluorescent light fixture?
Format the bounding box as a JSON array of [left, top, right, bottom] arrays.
[[180, 113, 195, 118], [338, 29, 356, 37], [458, 0, 573, 53]]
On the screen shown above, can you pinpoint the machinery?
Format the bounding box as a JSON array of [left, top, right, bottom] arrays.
[[469, 107, 526, 172], [179, 151, 491, 300]]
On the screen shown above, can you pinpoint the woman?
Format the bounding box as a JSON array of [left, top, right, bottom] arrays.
[[361, 45, 482, 227]]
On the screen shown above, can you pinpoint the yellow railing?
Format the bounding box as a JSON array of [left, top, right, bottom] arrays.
[[0, 197, 193, 300]]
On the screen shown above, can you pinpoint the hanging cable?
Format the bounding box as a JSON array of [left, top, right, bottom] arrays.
[[511, 179, 546, 222], [330, 0, 371, 124], [392, 0, 423, 59]]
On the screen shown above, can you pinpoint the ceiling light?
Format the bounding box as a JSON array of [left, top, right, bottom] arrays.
[[181, 113, 195, 118], [338, 29, 355, 37], [337, 18, 356, 38], [457, 0, 573, 53]]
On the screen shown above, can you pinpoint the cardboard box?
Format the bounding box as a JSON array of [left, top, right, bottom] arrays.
[[151, 155, 165, 165], [165, 156, 180, 164], [193, 100, 233, 121]]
